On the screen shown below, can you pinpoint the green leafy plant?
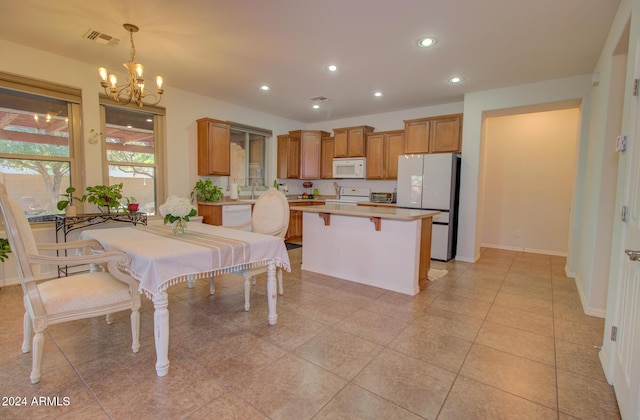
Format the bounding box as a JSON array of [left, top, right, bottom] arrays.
[[191, 179, 224, 202], [84, 183, 123, 212], [123, 196, 137, 205], [0, 238, 10, 262], [56, 187, 85, 211]]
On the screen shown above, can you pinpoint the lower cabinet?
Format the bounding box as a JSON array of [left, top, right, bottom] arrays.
[[286, 201, 324, 241]]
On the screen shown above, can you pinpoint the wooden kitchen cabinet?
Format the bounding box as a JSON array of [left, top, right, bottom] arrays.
[[366, 130, 404, 179], [429, 114, 462, 153], [277, 134, 300, 179], [197, 118, 230, 176], [287, 130, 330, 179], [333, 125, 375, 158], [403, 114, 462, 154], [197, 204, 222, 225], [285, 200, 325, 240], [320, 136, 335, 179]]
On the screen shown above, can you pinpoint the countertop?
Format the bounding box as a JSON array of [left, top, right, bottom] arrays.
[[289, 203, 439, 221], [197, 196, 330, 206]]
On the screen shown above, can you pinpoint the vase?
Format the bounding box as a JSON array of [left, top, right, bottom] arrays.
[[172, 218, 187, 235]]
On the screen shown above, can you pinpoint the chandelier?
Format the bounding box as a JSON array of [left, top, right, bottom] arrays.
[[98, 23, 164, 107]]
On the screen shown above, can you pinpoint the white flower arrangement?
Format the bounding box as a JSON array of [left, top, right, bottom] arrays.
[[159, 196, 197, 224]]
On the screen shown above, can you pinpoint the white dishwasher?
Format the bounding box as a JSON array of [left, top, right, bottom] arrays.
[[222, 204, 252, 231]]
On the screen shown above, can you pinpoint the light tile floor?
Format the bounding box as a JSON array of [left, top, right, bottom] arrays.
[[0, 247, 621, 419]]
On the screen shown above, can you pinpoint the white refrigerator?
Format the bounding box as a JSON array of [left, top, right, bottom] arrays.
[[396, 153, 461, 261]]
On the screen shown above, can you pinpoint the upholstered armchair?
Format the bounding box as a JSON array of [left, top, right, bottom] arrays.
[[0, 184, 141, 384]]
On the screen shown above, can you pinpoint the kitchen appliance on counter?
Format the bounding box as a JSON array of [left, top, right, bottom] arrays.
[[397, 153, 461, 261], [332, 158, 366, 179], [370, 191, 397, 204], [325, 187, 371, 206]]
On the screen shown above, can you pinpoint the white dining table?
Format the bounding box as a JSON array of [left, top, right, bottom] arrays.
[[81, 222, 291, 377]]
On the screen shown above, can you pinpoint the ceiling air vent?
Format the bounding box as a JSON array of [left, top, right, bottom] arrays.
[[82, 29, 120, 47], [309, 96, 329, 102]]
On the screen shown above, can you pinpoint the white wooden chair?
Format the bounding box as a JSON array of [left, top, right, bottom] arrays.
[[0, 184, 141, 384], [211, 187, 290, 310]]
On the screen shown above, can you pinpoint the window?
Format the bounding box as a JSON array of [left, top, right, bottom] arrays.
[[229, 123, 270, 187], [0, 73, 82, 220], [101, 103, 165, 215]]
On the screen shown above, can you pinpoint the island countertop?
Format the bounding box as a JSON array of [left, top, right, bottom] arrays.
[[290, 203, 439, 221]]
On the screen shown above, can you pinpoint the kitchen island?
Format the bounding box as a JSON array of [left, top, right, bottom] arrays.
[[289, 204, 439, 295]]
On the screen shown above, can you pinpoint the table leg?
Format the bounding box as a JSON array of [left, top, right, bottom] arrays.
[[266, 260, 278, 325], [153, 291, 170, 376]]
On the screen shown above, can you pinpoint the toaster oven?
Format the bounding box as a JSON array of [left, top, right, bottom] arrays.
[[370, 192, 396, 204]]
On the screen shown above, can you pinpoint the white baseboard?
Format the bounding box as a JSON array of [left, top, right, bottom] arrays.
[[480, 243, 567, 257], [574, 273, 606, 318]]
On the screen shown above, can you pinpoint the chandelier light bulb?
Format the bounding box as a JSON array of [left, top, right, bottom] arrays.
[[135, 63, 144, 78], [109, 74, 118, 89], [98, 67, 108, 81], [156, 76, 164, 90]]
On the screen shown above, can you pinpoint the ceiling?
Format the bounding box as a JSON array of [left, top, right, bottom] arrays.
[[0, 0, 620, 123]]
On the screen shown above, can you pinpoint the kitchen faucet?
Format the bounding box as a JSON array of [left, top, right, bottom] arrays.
[[333, 182, 341, 199], [251, 180, 259, 200]]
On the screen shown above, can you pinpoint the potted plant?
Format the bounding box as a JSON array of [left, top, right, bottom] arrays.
[[84, 183, 123, 213], [124, 196, 139, 212], [0, 237, 10, 263], [56, 186, 85, 216], [191, 179, 224, 202]]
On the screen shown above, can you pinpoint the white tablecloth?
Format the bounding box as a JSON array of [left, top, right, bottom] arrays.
[[81, 223, 291, 297]]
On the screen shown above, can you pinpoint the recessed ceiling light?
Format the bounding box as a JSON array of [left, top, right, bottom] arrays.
[[259, 84, 270, 91], [374, 91, 383, 97], [146, 118, 152, 122], [312, 104, 320, 109], [449, 76, 463, 84], [417, 37, 437, 48], [326, 64, 340, 72]]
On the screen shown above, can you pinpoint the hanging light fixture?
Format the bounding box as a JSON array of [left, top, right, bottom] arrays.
[[98, 23, 164, 107]]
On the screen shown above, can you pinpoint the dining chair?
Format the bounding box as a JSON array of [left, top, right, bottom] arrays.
[[0, 184, 141, 384], [211, 187, 290, 311]]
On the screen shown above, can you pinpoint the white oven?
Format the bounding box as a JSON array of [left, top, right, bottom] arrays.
[[325, 187, 371, 206], [332, 158, 366, 179]]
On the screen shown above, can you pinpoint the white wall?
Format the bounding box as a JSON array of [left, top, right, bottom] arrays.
[[481, 108, 580, 255], [459, 76, 592, 263]]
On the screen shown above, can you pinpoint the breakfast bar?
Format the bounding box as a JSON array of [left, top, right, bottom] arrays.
[[290, 203, 439, 295]]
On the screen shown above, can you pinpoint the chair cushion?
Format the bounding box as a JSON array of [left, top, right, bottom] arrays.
[[38, 272, 132, 315]]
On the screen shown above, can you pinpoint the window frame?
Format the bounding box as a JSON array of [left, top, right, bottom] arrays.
[[99, 97, 166, 216], [0, 71, 83, 222], [228, 121, 272, 187]]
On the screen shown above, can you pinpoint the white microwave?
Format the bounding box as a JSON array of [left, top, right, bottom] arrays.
[[332, 158, 366, 178]]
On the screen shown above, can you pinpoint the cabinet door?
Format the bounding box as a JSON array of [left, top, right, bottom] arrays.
[[287, 137, 300, 179], [277, 134, 290, 179], [347, 128, 366, 157], [404, 119, 430, 154], [321, 137, 335, 179], [197, 204, 222, 225], [334, 130, 348, 158], [430, 115, 462, 153], [365, 133, 385, 179], [300, 131, 321, 179], [385, 131, 404, 179], [197, 118, 230, 176]]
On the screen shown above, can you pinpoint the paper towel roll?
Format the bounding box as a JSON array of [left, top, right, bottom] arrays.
[[230, 183, 238, 200]]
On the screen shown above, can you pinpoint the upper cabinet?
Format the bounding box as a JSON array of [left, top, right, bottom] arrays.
[[366, 130, 404, 179], [333, 125, 375, 158], [197, 118, 230, 176], [278, 130, 330, 179], [403, 114, 462, 154], [320, 136, 335, 179], [277, 134, 300, 179]]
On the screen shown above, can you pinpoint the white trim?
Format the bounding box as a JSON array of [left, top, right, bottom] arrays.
[[575, 273, 607, 318], [480, 243, 568, 257]]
